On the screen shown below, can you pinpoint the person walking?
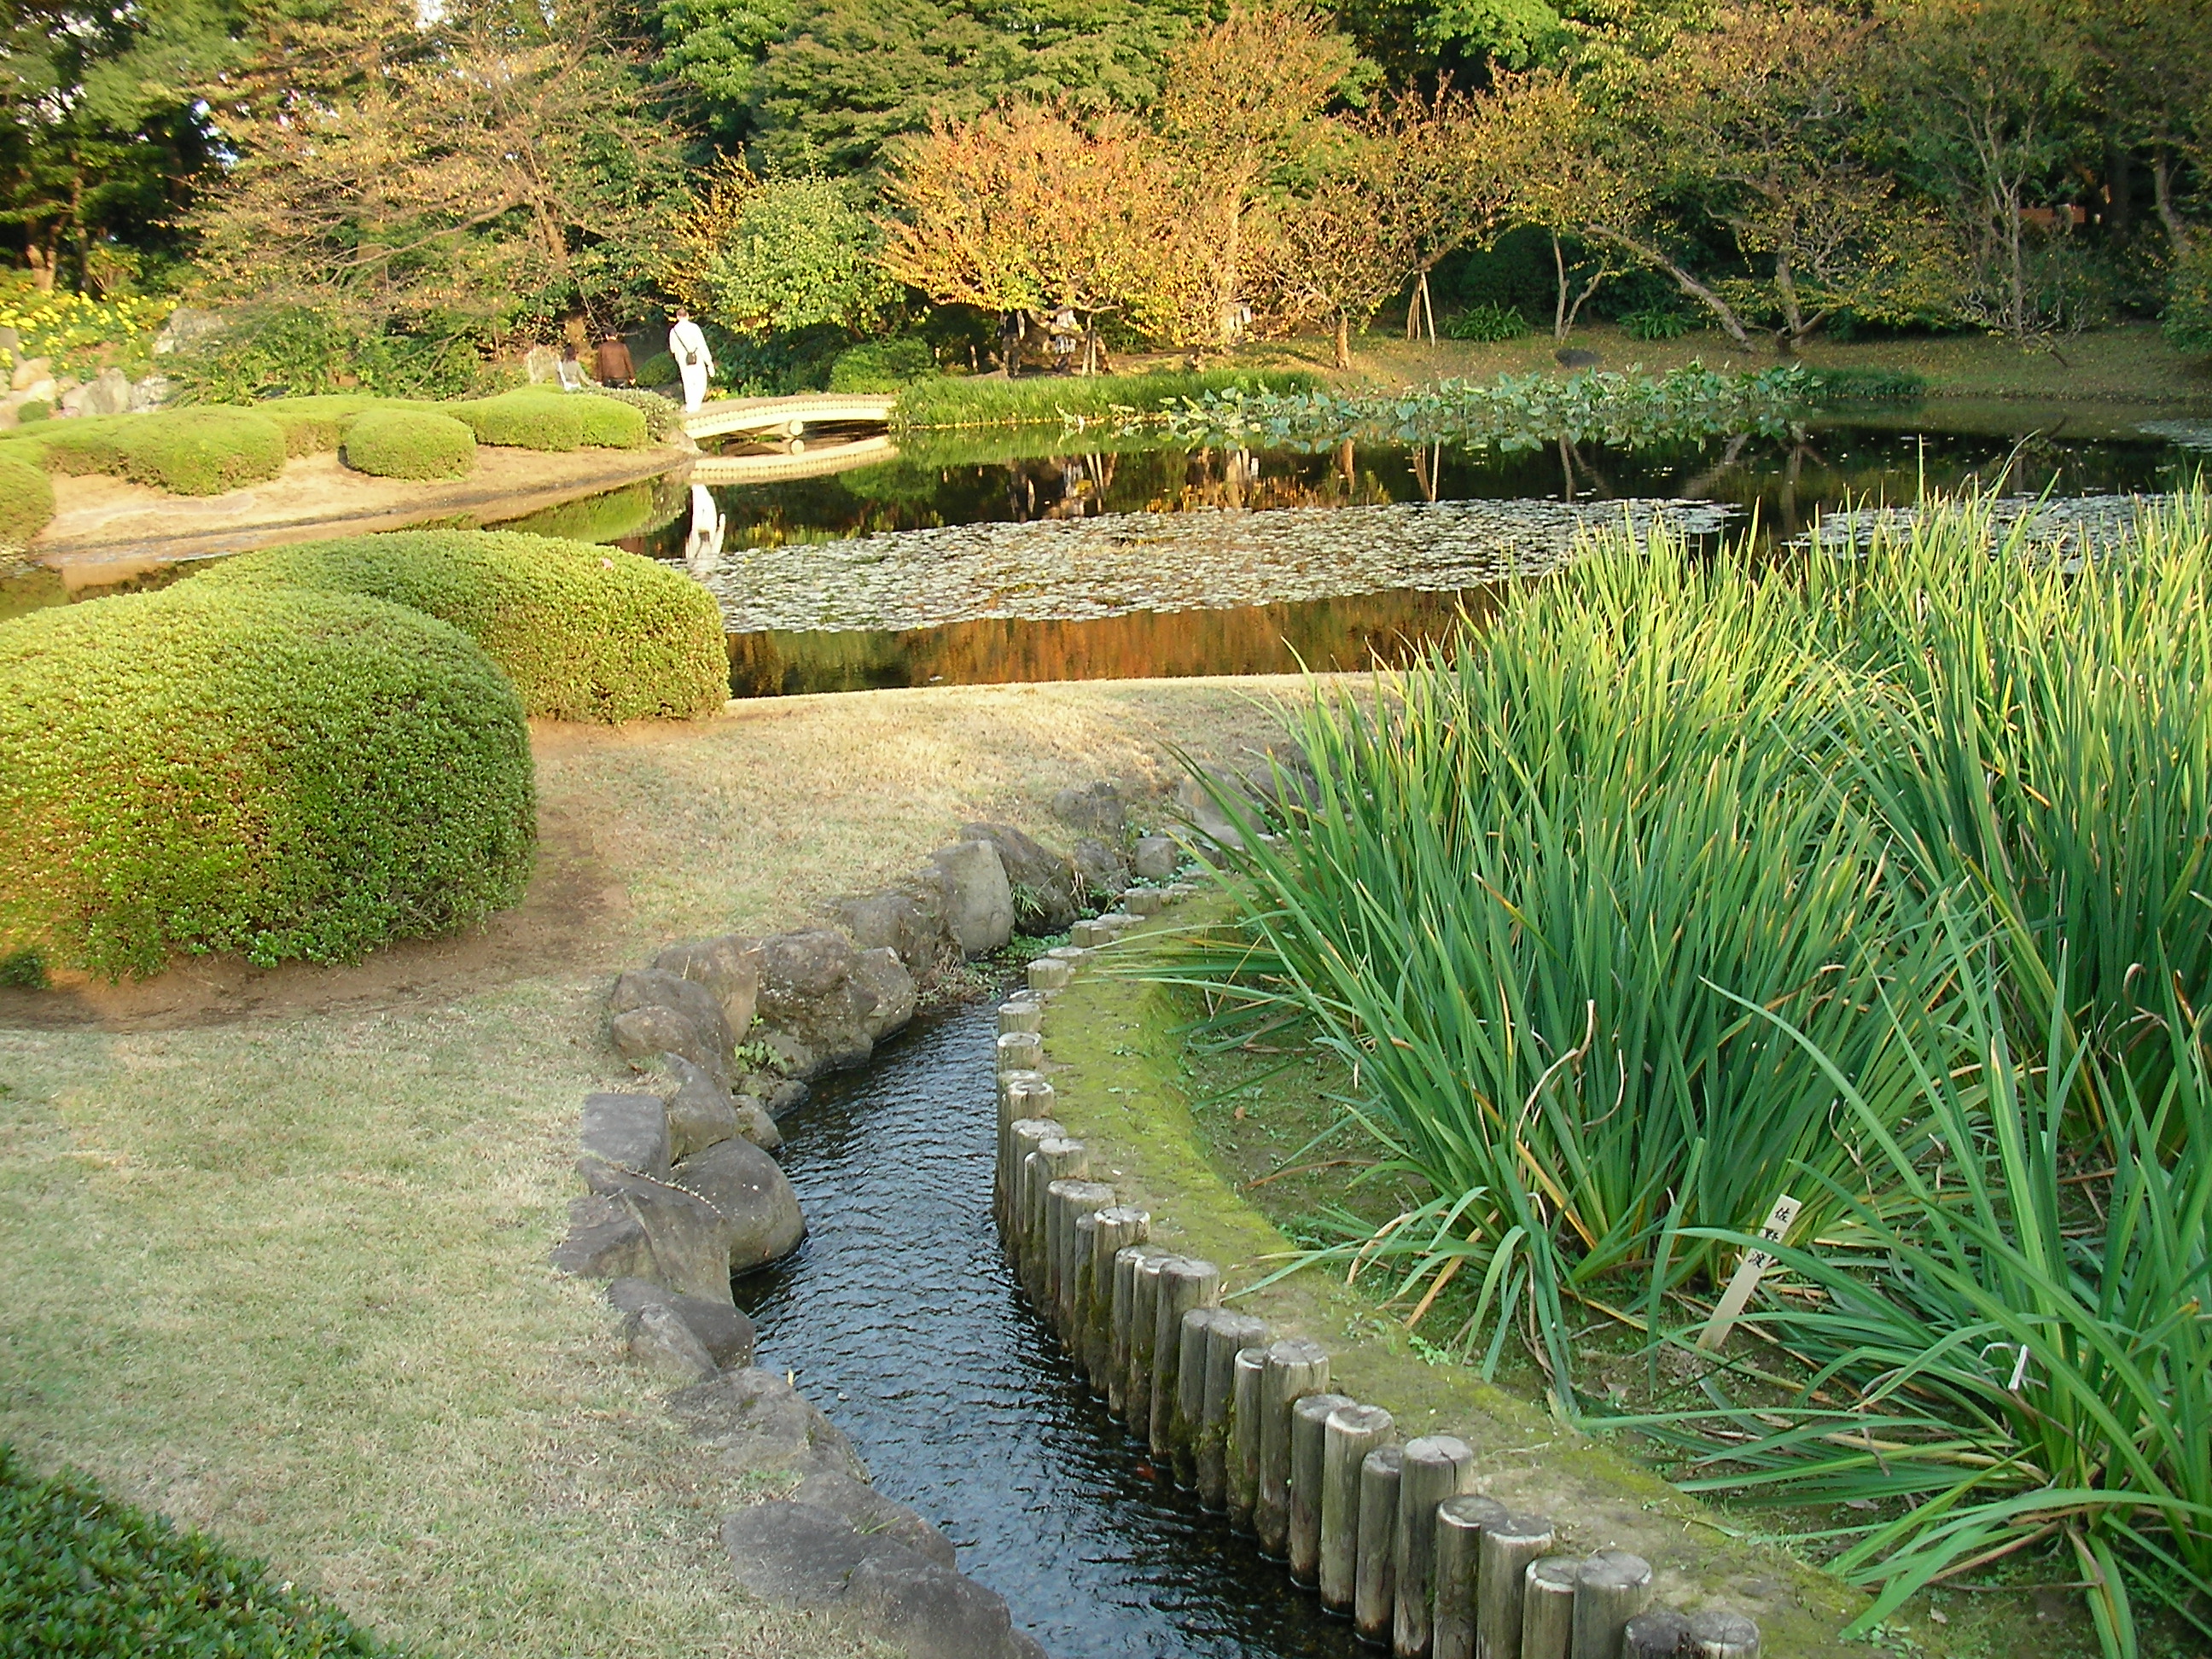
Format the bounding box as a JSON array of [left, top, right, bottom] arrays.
[[668, 308, 714, 411]]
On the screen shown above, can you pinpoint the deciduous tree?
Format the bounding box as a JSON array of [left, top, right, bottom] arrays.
[[668, 162, 901, 337]]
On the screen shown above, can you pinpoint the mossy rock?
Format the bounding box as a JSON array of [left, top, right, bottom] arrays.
[[342, 407, 478, 480], [192, 527, 727, 722], [0, 451, 54, 547], [0, 582, 536, 979]]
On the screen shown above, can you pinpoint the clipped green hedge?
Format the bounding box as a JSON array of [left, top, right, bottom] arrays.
[[446, 390, 585, 451], [0, 1445, 420, 1659], [113, 407, 288, 494], [586, 387, 683, 441], [257, 394, 387, 456], [193, 528, 726, 721], [0, 582, 535, 978], [342, 407, 477, 480], [0, 451, 53, 546]]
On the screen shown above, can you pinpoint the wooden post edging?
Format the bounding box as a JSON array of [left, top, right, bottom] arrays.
[[987, 882, 1761, 1659]]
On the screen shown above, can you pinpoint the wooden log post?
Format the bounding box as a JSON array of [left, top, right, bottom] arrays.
[[1319, 1403, 1393, 1616], [1354, 1445, 1405, 1646], [1520, 1557, 1580, 1659], [1226, 1345, 1268, 1529], [1022, 1138, 1086, 1307], [1027, 956, 1074, 992], [1254, 1337, 1330, 1558], [997, 1029, 1044, 1074], [1125, 888, 1168, 916], [1085, 1208, 1149, 1393], [998, 996, 1043, 1034], [1125, 1250, 1174, 1432], [1433, 1494, 1507, 1659], [1475, 1512, 1556, 1659], [1047, 1179, 1114, 1337], [1287, 1391, 1355, 1586], [1572, 1551, 1654, 1659], [1109, 1244, 1172, 1419], [1004, 1119, 1059, 1261], [1623, 1609, 1693, 1658], [1196, 1311, 1267, 1509], [1394, 1435, 1476, 1657], [1687, 1610, 1760, 1658], [994, 1078, 1050, 1228], [1150, 1257, 1222, 1461]]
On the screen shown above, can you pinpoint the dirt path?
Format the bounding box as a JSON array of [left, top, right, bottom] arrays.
[[32, 444, 690, 585]]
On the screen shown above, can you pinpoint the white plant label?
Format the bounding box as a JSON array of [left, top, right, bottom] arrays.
[[1697, 1192, 1803, 1352]]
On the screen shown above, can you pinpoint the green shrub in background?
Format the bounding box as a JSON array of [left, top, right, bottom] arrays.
[[829, 335, 939, 392], [1807, 364, 1930, 402], [0, 582, 535, 978], [1618, 307, 1694, 341], [1444, 302, 1533, 342], [565, 392, 649, 449], [633, 351, 678, 387], [342, 407, 478, 480], [0, 451, 53, 546], [110, 408, 288, 494], [585, 386, 683, 440], [0, 1445, 420, 1658], [2165, 242, 2212, 353], [447, 388, 586, 451], [163, 302, 489, 402], [257, 394, 387, 456], [193, 528, 726, 721]]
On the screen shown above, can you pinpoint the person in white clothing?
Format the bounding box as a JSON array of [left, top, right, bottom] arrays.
[[668, 308, 714, 411]]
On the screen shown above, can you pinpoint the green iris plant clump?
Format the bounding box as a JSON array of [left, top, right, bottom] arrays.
[[1161, 492, 2212, 1656]]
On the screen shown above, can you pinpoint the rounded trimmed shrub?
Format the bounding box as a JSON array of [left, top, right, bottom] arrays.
[[567, 393, 649, 449], [256, 394, 387, 456], [0, 451, 54, 547], [0, 583, 536, 978], [113, 407, 288, 494], [446, 390, 587, 451], [193, 528, 727, 722], [342, 407, 478, 480]]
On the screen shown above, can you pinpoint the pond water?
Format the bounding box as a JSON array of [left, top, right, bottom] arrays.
[[739, 998, 1355, 1658], [5, 401, 2202, 695], [602, 406, 2197, 696]]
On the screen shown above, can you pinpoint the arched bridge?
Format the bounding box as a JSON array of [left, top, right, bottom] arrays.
[[681, 393, 899, 443]]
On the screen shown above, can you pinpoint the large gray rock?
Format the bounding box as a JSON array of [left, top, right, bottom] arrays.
[[672, 1367, 867, 1481], [931, 840, 1014, 956], [1131, 835, 1179, 882], [563, 1179, 741, 1303], [835, 888, 952, 977], [630, 1301, 719, 1383], [721, 1502, 1044, 1659], [71, 367, 133, 418], [578, 1091, 670, 1191], [608, 1277, 756, 1369], [789, 1471, 958, 1569], [668, 1136, 806, 1273], [661, 1055, 741, 1161], [655, 934, 761, 1039], [730, 1091, 783, 1152], [850, 946, 917, 1042], [962, 823, 1079, 933], [754, 929, 878, 1079], [609, 969, 733, 1081], [1051, 781, 1126, 839], [150, 306, 224, 355], [525, 343, 561, 384], [1173, 770, 1255, 851], [1072, 835, 1128, 897]]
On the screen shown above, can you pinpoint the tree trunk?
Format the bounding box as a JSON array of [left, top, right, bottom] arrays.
[[1553, 233, 1569, 340], [1333, 312, 1351, 370], [26, 237, 56, 294], [2155, 148, 2193, 259], [1220, 197, 1245, 349], [1589, 226, 1755, 347], [1773, 249, 1802, 354]]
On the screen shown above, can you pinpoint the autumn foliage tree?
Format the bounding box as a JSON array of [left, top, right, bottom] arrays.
[[877, 102, 1194, 364]]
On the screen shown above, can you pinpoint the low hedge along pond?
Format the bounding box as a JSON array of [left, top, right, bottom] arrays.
[[0, 527, 725, 980]]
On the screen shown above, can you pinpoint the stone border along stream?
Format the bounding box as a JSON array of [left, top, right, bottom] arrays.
[[1002, 895, 1770, 1659], [548, 787, 1185, 1659]]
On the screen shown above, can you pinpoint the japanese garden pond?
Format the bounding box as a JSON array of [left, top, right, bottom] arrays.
[[602, 400, 2201, 696], [3, 399, 2202, 689]]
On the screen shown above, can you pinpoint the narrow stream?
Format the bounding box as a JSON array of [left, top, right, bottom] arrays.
[[736, 998, 1357, 1658]]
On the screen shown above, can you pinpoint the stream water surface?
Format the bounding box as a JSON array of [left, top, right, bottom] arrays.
[[737, 998, 1355, 1658]]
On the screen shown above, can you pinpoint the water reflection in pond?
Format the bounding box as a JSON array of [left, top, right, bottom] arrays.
[[599, 411, 2192, 695], [741, 1000, 1358, 1659]]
